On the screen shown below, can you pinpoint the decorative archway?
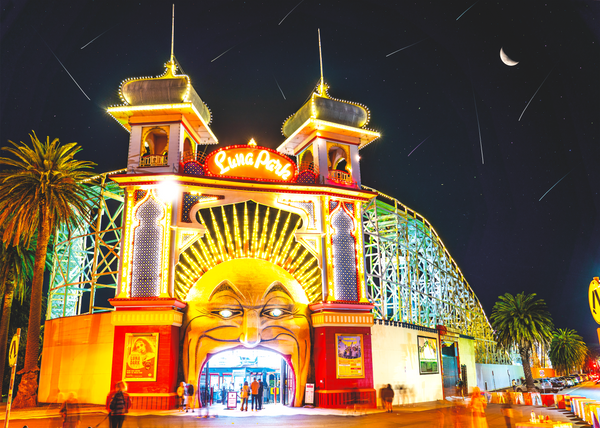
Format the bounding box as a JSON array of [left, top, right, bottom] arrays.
[[174, 201, 322, 406]]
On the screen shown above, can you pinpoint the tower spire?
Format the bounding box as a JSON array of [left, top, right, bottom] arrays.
[[318, 28, 324, 96], [171, 4, 175, 63], [167, 4, 176, 75]]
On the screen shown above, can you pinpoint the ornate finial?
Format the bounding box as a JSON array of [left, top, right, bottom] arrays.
[[248, 138, 257, 147], [318, 29, 325, 96], [165, 4, 176, 76]]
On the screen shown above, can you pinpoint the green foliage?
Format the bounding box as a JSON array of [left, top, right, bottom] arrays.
[[0, 239, 35, 304], [490, 292, 554, 351], [549, 328, 587, 375], [0, 131, 95, 247]]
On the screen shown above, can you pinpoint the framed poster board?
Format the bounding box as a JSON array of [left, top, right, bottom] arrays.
[[417, 336, 439, 375], [335, 334, 364, 378], [122, 333, 159, 381]]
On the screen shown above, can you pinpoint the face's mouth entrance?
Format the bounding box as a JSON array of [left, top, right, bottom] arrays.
[[196, 347, 296, 408]]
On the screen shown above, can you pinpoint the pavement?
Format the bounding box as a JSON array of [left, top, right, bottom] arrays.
[[0, 398, 593, 427]]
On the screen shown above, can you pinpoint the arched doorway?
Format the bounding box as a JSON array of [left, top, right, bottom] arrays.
[[197, 348, 295, 408], [175, 201, 322, 407]]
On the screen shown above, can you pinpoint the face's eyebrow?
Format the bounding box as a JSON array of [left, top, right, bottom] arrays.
[[262, 282, 294, 302], [209, 280, 246, 301]]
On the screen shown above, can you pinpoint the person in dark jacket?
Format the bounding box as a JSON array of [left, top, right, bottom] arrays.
[[186, 382, 195, 412], [106, 381, 132, 428], [258, 380, 264, 410], [381, 384, 395, 413]]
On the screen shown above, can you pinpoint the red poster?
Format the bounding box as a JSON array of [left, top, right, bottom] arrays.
[[122, 333, 159, 381]]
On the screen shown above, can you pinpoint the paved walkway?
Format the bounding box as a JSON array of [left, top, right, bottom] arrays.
[[0, 399, 590, 426]]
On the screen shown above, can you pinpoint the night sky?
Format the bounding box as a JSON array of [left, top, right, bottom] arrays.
[[1, 1, 599, 342]]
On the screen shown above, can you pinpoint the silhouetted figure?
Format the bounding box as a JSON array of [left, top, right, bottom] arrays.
[[106, 381, 132, 428], [258, 380, 264, 410], [382, 384, 394, 413], [60, 392, 80, 428], [469, 386, 488, 428]]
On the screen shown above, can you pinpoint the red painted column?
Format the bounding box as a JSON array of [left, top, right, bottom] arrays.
[[310, 302, 376, 408], [109, 298, 186, 410]]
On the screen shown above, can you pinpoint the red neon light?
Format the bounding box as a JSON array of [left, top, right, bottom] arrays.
[[204, 145, 297, 183]]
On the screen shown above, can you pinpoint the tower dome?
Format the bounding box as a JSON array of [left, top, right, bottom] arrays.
[[119, 60, 211, 125], [282, 82, 369, 138]]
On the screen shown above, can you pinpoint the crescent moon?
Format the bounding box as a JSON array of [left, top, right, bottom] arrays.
[[500, 47, 519, 66]]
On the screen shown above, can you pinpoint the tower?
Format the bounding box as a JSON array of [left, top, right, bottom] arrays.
[[277, 58, 381, 405]]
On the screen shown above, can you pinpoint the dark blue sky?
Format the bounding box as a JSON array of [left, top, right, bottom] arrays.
[[1, 0, 599, 342]]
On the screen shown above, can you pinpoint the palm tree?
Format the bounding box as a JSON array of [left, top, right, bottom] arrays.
[[0, 240, 35, 394], [0, 131, 94, 407], [549, 329, 587, 376], [490, 292, 554, 392]]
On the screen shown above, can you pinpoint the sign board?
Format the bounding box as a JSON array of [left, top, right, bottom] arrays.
[[8, 334, 20, 367], [335, 334, 365, 378], [305, 383, 314, 405], [227, 391, 238, 409], [417, 336, 439, 374], [589, 277, 600, 325], [204, 145, 296, 182], [122, 332, 159, 381]]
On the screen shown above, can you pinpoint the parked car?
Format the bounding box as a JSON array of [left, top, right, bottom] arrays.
[[548, 377, 565, 391], [559, 376, 574, 387], [566, 375, 580, 385], [516, 378, 552, 393]]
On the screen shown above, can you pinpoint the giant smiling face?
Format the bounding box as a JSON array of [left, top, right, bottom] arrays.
[[182, 258, 311, 406]]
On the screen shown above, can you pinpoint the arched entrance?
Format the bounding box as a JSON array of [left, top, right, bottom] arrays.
[[197, 348, 295, 408], [174, 201, 322, 407]]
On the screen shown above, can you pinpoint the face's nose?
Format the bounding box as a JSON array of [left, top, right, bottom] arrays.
[[240, 309, 261, 348]]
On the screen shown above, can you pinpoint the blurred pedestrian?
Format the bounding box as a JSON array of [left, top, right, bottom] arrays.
[[500, 401, 514, 428], [186, 381, 195, 412], [382, 383, 394, 413], [469, 386, 488, 428], [258, 380, 264, 410], [511, 379, 517, 392], [456, 377, 465, 397], [221, 384, 227, 405], [240, 381, 250, 411], [106, 381, 132, 428], [176, 382, 185, 411], [251, 377, 259, 411], [60, 392, 80, 428]]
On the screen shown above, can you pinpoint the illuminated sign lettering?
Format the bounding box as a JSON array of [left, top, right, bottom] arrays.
[[205, 145, 296, 182], [589, 277, 600, 325]]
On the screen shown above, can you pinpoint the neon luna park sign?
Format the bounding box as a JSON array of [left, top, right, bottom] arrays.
[[205, 145, 297, 182]]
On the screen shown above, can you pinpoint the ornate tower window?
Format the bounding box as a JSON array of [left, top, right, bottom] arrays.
[[140, 127, 169, 167]]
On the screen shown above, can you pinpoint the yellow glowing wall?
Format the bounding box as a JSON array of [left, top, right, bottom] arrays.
[[39, 312, 115, 404]]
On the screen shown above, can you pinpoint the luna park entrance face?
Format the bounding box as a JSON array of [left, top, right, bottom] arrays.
[[197, 348, 295, 408], [181, 259, 311, 407]]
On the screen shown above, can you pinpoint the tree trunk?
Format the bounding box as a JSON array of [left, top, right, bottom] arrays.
[[0, 277, 15, 395], [520, 346, 536, 392], [12, 209, 51, 409]]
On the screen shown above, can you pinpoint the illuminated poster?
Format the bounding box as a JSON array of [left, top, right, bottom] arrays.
[[418, 336, 439, 375], [336, 334, 364, 378], [123, 333, 159, 381]]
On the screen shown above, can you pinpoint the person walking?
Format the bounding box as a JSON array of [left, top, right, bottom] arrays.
[[186, 381, 195, 412], [106, 381, 132, 428], [456, 377, 465, 397], [250, 377, 260, 411], [240, 381, 250, 411], [511, 379, 517, 392], [60, 392, 80, 428], [177, 382, 185, 411], [382, 384, 394, 412], [470, 386, 489, 428], [258, 380, 264, 410]]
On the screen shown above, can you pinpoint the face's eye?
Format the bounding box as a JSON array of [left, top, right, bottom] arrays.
[[262, 308, 289, 319], [211, 309, 241, 319]]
